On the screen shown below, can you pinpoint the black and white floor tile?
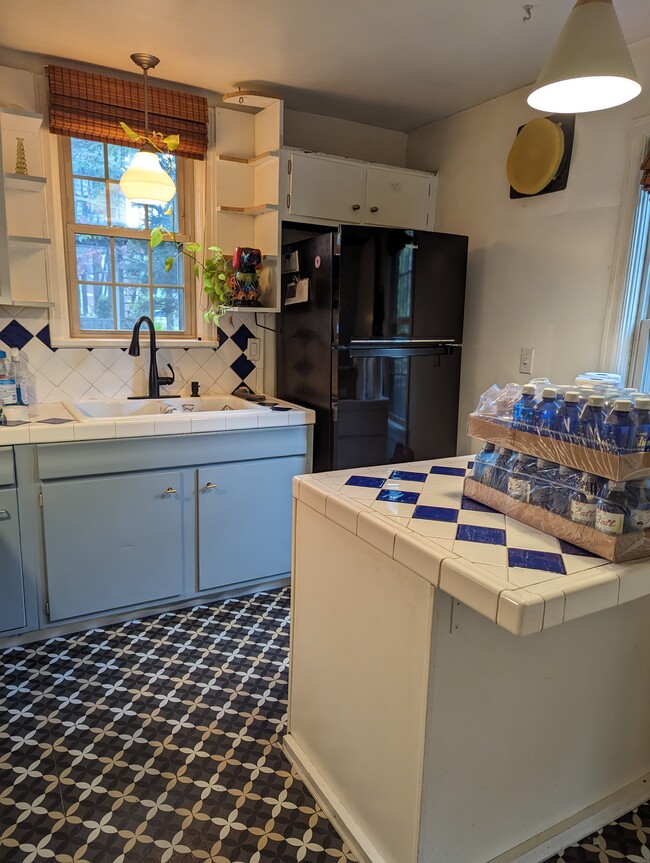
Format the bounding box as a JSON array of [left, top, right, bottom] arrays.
[[1, 587, 649, 863]]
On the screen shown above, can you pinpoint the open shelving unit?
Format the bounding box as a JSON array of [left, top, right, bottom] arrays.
[[214, 99, 283, 313], [0, 108, 53, 307]]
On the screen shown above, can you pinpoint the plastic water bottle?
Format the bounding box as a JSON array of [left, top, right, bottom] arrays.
[[554, 390, 581, 439], [472, 443, 497, 483], [9, 348, 34, 406], [552, 465, 580, 517], [512, 384, 536, 430], [632, 397, 650, 452], [533, 387, 559, 436], [0, 351, 18, 406], [578, 395, 606, 448], [595, 481, 629, 536], [627, 479, 650, 531], [603, 399, 634, 453], [507, 453, 537, 502], [568, 472, 600, 527], [530, 459, 555, 509], [489, 447, 514, 493]]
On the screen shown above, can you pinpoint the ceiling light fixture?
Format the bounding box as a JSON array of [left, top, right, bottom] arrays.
[[527, 0, 641, 114], [119, 53, 176, 207]]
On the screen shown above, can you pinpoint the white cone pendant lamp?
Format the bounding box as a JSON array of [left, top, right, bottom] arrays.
[[119, 53, 176, 206], [527, 0, 641, 114]]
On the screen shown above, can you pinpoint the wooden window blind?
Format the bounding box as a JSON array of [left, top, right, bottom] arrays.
[[642, 148, 650, 193], [47, 65, 208, 160]]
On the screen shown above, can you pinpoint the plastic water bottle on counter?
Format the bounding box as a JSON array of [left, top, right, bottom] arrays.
[[628, 479, 650, 531], [507, 452, 537, 502], [552, 465, 580, 517], [578, 395, 606, 448], [530, 459, 556, 509], [595, 481, 630, 536], [568, 472, 600, 527], [603, 399, 634, 453], [533, 387, 559, 436], [488, 447, 514, 493], [472, 443, 498, 483], [512, 384, 536, 430], [0, 351, 18, 406], [553, 390, 581, 440], [632, 397, 650, 452]]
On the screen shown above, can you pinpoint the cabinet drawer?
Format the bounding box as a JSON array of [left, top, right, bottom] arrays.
[[42, 470, 184, 621], [0, 486, 26, 632]]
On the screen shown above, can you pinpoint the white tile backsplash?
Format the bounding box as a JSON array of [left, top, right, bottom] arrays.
[[0, 307, 261, 402]]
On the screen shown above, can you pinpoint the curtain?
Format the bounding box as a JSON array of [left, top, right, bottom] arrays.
[[47, 65, 208, 160]]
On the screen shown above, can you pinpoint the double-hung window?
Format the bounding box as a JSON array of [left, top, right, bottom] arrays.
[[60, 136, 194, 338]]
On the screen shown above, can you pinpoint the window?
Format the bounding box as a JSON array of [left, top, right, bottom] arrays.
[[60, 137, 195, 337]]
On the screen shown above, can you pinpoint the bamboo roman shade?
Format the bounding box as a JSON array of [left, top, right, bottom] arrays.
[[47, 65, 208, 160], [642, 148, 650, 193]]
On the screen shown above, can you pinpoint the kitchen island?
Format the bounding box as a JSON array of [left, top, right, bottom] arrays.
[[286, 456, 650, 863]]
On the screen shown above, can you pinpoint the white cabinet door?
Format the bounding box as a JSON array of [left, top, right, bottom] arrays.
[[364, 166, 433, 230], [288, 153, 365, 224]]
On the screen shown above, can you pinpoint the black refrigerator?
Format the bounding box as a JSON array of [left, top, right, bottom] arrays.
[[276, 225, 468, 473]]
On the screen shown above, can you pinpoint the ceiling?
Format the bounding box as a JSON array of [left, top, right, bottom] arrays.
[[0, 0, 648, 132]]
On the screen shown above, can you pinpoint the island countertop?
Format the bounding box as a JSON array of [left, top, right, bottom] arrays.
[[292, 455, 650, 636]]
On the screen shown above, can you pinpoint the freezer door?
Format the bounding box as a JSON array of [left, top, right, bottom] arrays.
[[333, 346, 462, 470], [337, 227, 468, 346]]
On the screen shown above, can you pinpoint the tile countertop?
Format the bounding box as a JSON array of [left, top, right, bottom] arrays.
[[292, 455, 650, 637], [0, 399, 315, 445]]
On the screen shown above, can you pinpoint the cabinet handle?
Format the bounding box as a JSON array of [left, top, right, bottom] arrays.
[[164, 487, 177, 495], [204, 482, 217, 490], [0, 509, 8, 517], [351, 204, 361, 211], [370, 206, 379, 213]]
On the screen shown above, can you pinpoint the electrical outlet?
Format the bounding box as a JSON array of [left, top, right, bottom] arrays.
[[520, 347, 534, 375], [246, 338, 261, 361]]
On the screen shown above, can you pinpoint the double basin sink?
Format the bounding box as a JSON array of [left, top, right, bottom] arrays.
[[65, 395, 275, 422]]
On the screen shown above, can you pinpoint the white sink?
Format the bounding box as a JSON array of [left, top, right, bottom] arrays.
[[66, 395, 263, 421]]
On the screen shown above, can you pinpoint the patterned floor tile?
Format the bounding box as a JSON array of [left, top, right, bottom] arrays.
[[1, 587, 649, 863]]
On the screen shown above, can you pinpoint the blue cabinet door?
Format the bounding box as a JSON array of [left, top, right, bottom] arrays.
[[198, 456, 305, 591], [42, 470, 184, 621], [0, 487, 26, 632]]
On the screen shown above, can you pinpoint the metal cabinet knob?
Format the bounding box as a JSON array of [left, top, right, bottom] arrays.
[[164, 487, 177, 495], [351, 204, 361, 211], [370, 206, 379, 213], [204, 482, 217, 490]]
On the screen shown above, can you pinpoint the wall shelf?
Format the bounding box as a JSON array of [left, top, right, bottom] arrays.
[[216, 151, 279, 166], [8, 235, 51, 248], [4, 173, 46, 191], [216, 203, 278, 216], [0, 297, 54, 308]]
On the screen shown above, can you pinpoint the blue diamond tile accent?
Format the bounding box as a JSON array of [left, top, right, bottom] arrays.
[[345, 475, 385, 488], [456, 524, 507, 545], [461, 496, 498, 513], [389, 470, 428, 482], [413, 505, 459, 522], [36, 325, 53, 349], [231, 324, 255, 351], [0, 320, 32, 350], [230, 354, 256, 380], [467, 461, 474, 469], [508, 548, 567, 574], [558, 539, 600, 558], [216, 326, 228, 346], [377, 489, 420, 504], [430, 466, 466, 477]]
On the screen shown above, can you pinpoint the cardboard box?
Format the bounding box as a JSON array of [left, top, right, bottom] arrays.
[[468, 414, 650, 482], [464, 477, 650, 563]]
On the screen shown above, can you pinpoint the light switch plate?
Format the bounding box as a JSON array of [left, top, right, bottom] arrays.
[[520, 347, 534, 375], [246, 338, 261, 361]]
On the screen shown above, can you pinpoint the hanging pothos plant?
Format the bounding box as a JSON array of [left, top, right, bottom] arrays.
[[120, 122, 233, 327]]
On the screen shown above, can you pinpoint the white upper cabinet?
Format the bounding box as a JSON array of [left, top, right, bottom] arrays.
[[364, 165, 433, 229], [283, 149, 437, 231], [287, 152, 366, 224]]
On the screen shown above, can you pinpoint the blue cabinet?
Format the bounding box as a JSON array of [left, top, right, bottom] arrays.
[[0, 484, 26, 633], [198, 456, 304, 591], [42, 469, 184, 621]]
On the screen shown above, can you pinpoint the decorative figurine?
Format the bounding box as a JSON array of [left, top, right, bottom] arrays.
[[14, 137, 28, 175], [229, 247, 263, 307]]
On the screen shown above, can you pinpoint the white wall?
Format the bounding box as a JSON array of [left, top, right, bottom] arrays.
[[407, 38, 650, 454], [284, 109, 407, 166]]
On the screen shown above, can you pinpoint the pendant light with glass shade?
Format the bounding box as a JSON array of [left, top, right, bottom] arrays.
[[527, 0, 641, 114], [119, 53, 177, 206]]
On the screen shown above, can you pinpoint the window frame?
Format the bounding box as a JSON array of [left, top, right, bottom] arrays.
[[58, 135, 197, 341]]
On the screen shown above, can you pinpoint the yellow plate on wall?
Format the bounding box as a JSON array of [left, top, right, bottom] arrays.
[[507, 118, 565, 196]]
